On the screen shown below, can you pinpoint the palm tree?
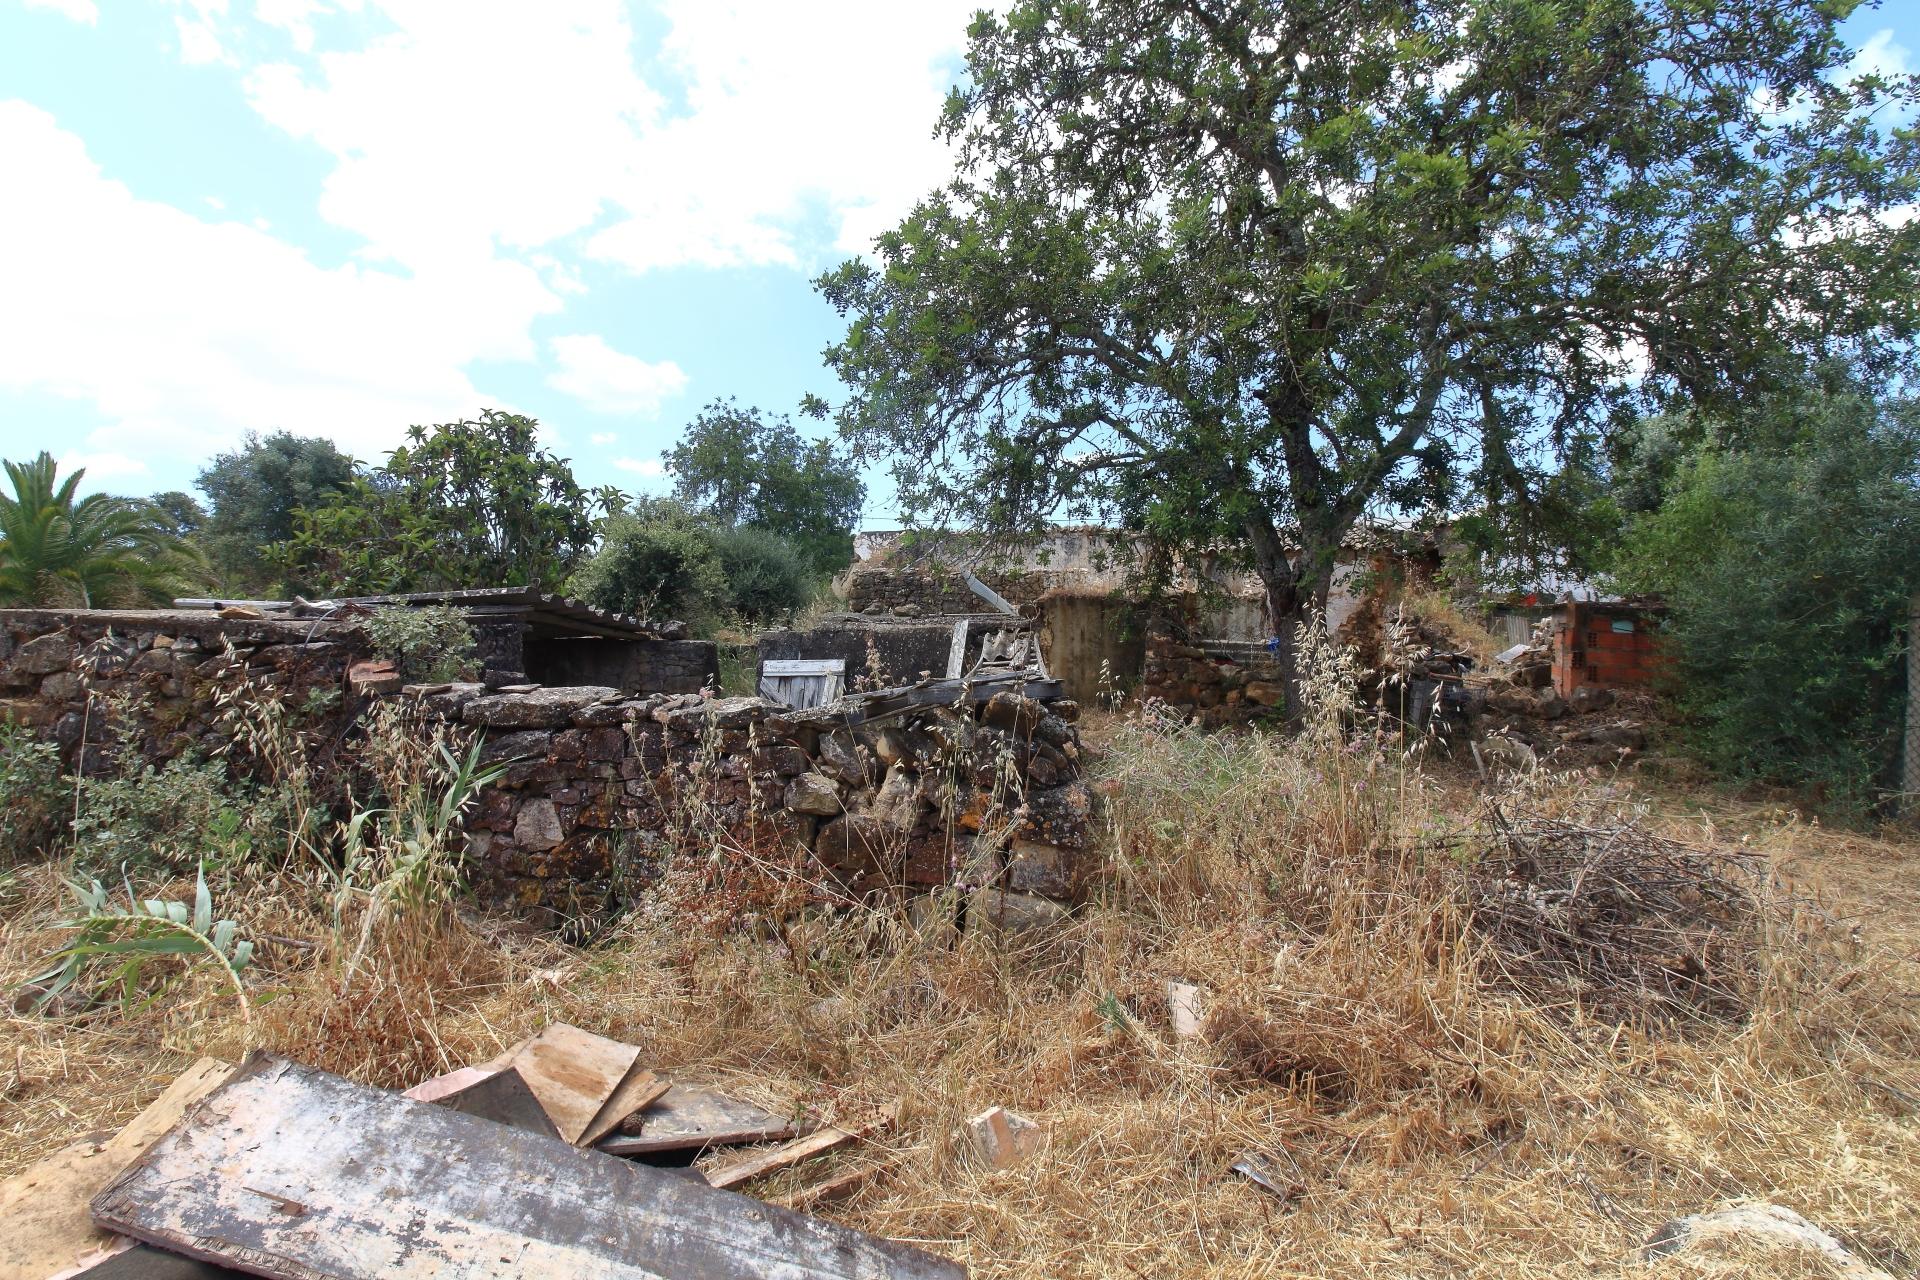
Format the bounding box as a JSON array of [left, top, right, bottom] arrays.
[[0, 453, 206, 607]]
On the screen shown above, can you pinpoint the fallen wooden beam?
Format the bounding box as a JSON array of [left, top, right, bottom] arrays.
[[93, 1054, 966, 1280]]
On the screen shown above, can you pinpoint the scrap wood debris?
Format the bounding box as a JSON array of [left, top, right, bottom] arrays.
[[1, 1023, 951, 1280]]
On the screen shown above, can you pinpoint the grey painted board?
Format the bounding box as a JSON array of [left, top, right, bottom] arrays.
[[92, 1055, 965, 1280]]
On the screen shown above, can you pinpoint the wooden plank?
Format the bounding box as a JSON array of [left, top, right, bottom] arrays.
[[961, 572, 1018, 617], [579, 1069, 669, 1149], [944, 620, 968, 679], [400, 1064, 494, 1102], [1, 1059, 236, 1280], [92, 1056, 965, 1280], [597, 1081, 797, 1156], [762, 659, 846, 676], [506, 1023, 643, 1146], [703, 1125, 863, 1190]]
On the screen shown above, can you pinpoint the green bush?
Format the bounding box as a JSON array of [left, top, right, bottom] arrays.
[[71, 755, 261, 875], [363, 605, 476, 683], [0, 720, 65, 862], [1610, 384, 1920, 815], [570, 500, 814, 632], [707, 524, 812, 626]]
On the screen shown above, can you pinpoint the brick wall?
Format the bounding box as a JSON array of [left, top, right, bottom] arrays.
[[1551, 602, 1666, 698]]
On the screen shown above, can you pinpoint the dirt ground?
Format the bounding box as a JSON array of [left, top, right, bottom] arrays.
[[3, 721, 1918, 1279]]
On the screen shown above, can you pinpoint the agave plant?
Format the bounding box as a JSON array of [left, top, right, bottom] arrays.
[[26, 865, 258, 1038], [0, 452, 205, 607]]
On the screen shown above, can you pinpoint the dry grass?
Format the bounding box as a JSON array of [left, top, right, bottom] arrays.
[[4, 713, 1920, 1278]]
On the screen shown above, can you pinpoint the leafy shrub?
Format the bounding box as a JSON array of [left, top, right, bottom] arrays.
[[71, 755, 261, 874], [363, 604, 476, 683], [1610, 384, 1920, 814], [0, 719, 65, 861], [570, 499, 814, 631], [707, 524, 813, 625]]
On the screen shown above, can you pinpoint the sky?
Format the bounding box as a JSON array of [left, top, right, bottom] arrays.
[[0, 1, 1913, 527], [0, 0, 985, 523]]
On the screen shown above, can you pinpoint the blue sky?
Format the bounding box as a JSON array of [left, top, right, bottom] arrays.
[[0, 0, 983, 524], [0, 1, 1913, 528]]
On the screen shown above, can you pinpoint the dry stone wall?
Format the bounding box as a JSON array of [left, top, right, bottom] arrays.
[[1, 609, 1095, 929], [1139, 620, 1291, 727]]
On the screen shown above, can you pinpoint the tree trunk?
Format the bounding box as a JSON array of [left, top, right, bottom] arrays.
[[1245, 512, 1345, 722]]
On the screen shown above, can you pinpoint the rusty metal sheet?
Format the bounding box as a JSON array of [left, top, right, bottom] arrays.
[[598, 1082, 797, 1156], [92, 1055, 965, 1280]]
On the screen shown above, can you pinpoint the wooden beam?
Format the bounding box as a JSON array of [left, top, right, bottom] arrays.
[[94, 1056, 965, 1280]]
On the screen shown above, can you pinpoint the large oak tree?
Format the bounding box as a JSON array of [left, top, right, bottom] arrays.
[[819, 0, 1918, 676]]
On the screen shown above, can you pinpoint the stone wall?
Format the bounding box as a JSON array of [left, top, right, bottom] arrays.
[[1, 609, 1095, 929], [757, 615, 1015, 692], [1139, 620, 1290, 728], [444, 682, 1093, 921], [843, 566, 1044, 615]]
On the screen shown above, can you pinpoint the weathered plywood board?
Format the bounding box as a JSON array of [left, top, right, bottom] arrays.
[[1, 1058, 235, 1280], [508, 1022, 642, 1145], [400, 1064, 494, 1102], [598, 1082, 797, 1156], [579, 1068, 669, 1148], [93, 1055, 965, 1280]]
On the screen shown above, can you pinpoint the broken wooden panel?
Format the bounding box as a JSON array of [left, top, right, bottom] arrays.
[[400, 1064, 495, 1103], [1, 1058, 235, 1280], [436, 1066, 561, 1140], [506, 1022, 642, 1145], [703, 1126, 860, 1190], [93, 1055, 966, 1280], [597, 1081, 797, 1156]]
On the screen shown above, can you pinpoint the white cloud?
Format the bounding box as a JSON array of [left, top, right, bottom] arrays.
[[590, 431, 618, 446], [0, 101, 557, 471], [1850, 28, 1912, 83], [611, 456, 665, 478], [241, 2, 663, 273], [21, 0, 96, 23], [195, 1, 974, 276], [546, 334, 686, 416], [57, 450, 148, 483]]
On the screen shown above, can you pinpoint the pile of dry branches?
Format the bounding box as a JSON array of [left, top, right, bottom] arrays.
[[1463, 807, 1772, 1026]]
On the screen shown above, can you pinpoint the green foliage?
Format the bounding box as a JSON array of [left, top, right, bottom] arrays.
[[1611, 383, 1920, 813], [0, 453, 207, 607], [26, 864, 256, 1031], [817, 0, 1920, 636], [707, 523, 814, 625], [276, 411, 618, 595], [71, 755, 261, 875], [363, 604, 476, 683], [666, 399, 865, 575], [331, 708, 510, 925], [196, 431, 358, 592], [569, 499, 812, 631], [571, 499, 731, 627], [0, 719, 64, 862]]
